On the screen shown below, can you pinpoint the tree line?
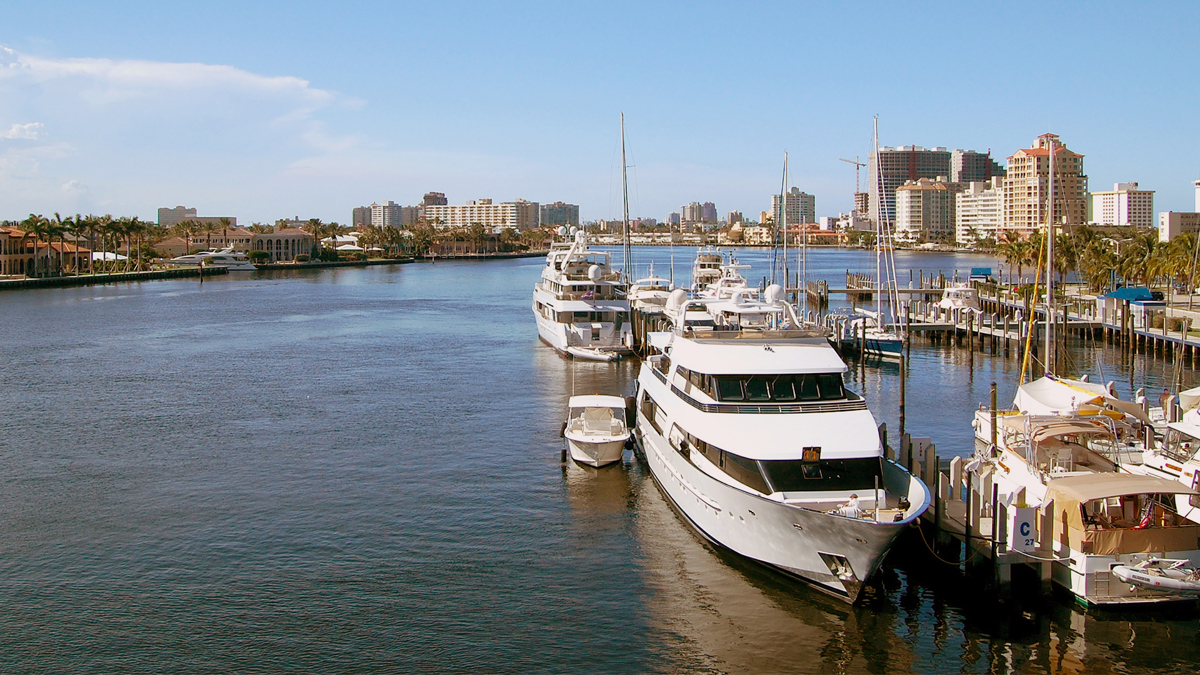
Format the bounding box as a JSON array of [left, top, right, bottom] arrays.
[[4, 212, 554, 276]]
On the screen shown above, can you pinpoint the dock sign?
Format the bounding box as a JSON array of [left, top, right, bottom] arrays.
[[1007, 506, 1038, 552]]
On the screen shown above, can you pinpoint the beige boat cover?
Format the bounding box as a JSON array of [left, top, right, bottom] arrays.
[[1046, 473, 1198, 503], [1029, 419, 1112, 444], [1179, 385, 1200, 413], [1046, 474, 1200, 555]]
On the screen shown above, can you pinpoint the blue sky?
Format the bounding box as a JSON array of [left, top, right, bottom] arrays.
[[2, 1, 1198, 225]]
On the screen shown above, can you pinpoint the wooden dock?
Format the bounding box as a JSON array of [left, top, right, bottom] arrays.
[[888, 430, 1054, 598]]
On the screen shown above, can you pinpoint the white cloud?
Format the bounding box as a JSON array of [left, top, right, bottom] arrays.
[[2, 122, 43, 140], [0, 45, 367, 219], [0, 46, 332, 107]]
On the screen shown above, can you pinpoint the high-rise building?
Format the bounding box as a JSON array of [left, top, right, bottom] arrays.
[[853, 192, 869, 216], [422, 192, 448, 207], [352, 206, 371, 228], [1002, 133, 1087, 237], [1158, 180, 1200, 242], [727, 211, 743, 224], [539, 201, 580, 226], [158, 206, 198, 228], [1091, 183, 1155, 229], [681, 202, 704, 223], [950, 149, 1005, 183], [771, 187, 815, 225], [370, 200, 404, 228], [400, 206, 422, 226], [894, 178, 957, 243], [157, 205, 237, 229], [868, 146, 1003, 227], [423, 198, 540, 230], [667, 212, 681, 226], [701, 202, 718, 223], [956, 177, 1004, 244]]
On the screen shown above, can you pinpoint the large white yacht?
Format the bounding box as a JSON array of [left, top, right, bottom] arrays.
[[166, 247, 256, 271], [689, 246, 723, 293], [532, 231, 633, 361], [634, 285, 930, 603], [627, 263, 673, 314]]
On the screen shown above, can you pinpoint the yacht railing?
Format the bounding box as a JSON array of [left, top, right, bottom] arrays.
[[683, 327, 829, 340], [670, 384, 868, 414]]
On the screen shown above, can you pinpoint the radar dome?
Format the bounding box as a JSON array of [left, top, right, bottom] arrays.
[[587, 264, 602, 281], [569, 225, 579, 236], [557, 226, 567, 237], [764, 284, 784, 304], [666, 288, 689, 314]]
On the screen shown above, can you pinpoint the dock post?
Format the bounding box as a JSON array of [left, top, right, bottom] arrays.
[[899, 357, 906, 441], [990, 383, 998, 452], [936, 471, 953, 552], [923, 442, 936, 493], [1039, 500, 1055, 593]]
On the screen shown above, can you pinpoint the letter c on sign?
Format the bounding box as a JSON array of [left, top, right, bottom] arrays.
[[1020, 522, 1031, 537]]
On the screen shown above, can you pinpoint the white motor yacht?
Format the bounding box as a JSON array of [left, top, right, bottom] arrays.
[[698, 256, 753, 300], [634, 285, 930, 603], [689, 246, 723, 294], [563, 395, 632, 468], [532, 231, 633, 361], [628, 264, 673, 314], [166, 247, 256, 271], [938, 283, 981, 313]]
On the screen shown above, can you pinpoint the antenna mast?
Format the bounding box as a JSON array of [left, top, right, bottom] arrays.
[[621, 113, 631, 281], [1045, 135, 1056, 375]]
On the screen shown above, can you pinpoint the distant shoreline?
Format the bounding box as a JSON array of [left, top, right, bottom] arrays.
[[0, 250, 551, 292]]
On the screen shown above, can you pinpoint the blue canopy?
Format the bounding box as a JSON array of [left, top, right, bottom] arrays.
[[1101, 287, 1155, 301]]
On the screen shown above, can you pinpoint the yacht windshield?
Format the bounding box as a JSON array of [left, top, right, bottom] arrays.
[[760, 457, 884, 493], [690, 372, 846, 403]]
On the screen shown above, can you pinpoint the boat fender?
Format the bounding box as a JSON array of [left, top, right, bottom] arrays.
[[559, 421, 567, 438]]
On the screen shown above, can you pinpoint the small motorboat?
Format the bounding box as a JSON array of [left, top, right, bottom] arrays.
[[1112, 558, 1200, 595], [562, 395, 631, 467]]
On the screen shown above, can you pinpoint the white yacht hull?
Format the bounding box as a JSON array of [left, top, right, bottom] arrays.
[[533, 301, 632, 360], [566, 437, 627, 467], [637, 413, 909, 602]]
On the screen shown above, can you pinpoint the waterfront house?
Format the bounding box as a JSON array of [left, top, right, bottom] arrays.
[[252, 225, 315, 262]]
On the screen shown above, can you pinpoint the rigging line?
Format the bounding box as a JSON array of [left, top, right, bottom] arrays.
[[1020, 230, 1048, 384]]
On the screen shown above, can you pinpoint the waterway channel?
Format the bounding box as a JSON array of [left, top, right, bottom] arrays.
[[1, 247, 1199, 673]]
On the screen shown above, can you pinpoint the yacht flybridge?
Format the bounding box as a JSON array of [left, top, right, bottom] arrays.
[[633, 284, 930, 603], [532, 231, 633, 361]]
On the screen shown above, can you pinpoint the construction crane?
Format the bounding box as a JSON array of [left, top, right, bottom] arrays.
[[839, 156, 866, 193]]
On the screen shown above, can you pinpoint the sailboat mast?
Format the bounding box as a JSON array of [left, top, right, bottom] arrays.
[[801, 160, 808, 317], [782, 152, 789, 288], [873, 116, 883, 321], [1045, 135, 1056, 375], [621, 113, 631, 281]]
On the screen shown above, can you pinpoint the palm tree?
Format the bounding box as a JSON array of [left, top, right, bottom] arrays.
[[301, 218, 325, 259], [217, 217, 233, 250], [21, 213, 51, 277], [66, 213, 87, 274], [172, 219, 198, 257], [199, 219, 217, 251]]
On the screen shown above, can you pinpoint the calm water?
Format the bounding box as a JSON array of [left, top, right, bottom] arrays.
[[2, 249, 1199, 673]]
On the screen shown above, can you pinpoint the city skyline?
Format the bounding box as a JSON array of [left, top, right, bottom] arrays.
[[2, 2, 1198, 224]]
